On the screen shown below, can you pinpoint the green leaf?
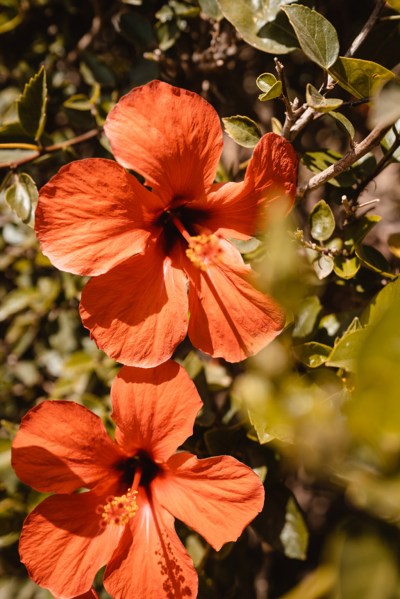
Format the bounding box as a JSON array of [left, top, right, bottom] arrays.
[[256, 73, 282, 101], [380, 121, 400, 163], [307, 251, 334, 280], [355, 244, 395, 278], [333, 255, 361, 279], [326, 327, 367, 372], [222, 115, 262, 147], [305, 83, 343, 113], [329, 57, 397, 100], [282, 4, 339, 69], [80, 53, 116, 87], [294, 342, 332, 368], [0, 148, 39, 165], [217, 0, 298, 54], [387, 0, 400, 12], [199, 0, 223, 20], [63, 94, 92, 111], [329, 111, 355, 139], [4, 173, 38, 227], [310, 200, 335, 242], [0, 120, 35, 142], [293, 296, 322, 338], [302, 150, 358, 188], [16, 66, 47, 141]]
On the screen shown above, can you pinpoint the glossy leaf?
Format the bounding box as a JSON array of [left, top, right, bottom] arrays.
[[282, 4, 339, 69], [326, 327, 367, 372], [310, 200, 335, 242], [329, 57, 397, 100], [16, 66, 47, 140], [362, 278, 400, 326], [222, 115, 262, 147], [217, 0, 298, 54], [305, 83, 343, 113]]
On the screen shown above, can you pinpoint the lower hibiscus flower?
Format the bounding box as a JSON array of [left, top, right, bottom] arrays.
[[12, 360, 264, 599]]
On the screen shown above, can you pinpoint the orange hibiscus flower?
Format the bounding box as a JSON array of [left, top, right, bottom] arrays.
[[35, 80, 298, 367], [12, 361, 264, 599]]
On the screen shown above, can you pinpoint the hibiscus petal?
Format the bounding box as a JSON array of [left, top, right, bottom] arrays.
[[80, 237, 188, 367], [193, 133, 298, 239], [19, 490, 122, 599], [111, 360, 202, 461], [55, 588, 99, 599], [104, 487, 198, 599], [12, 401, 124, 493], [104, 80, 223, 202], [154, 452, 264, 552], [36, 158, 163, 276], [182, 242, 285, 362]]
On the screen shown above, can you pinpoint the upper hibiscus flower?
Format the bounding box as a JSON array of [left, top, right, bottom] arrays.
[[12, 360, 264, 599], [35, 80, 298, 367]]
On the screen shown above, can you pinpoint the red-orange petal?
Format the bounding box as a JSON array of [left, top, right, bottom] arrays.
[[154, 452, 265, 551], [35, 158, 163, 276], [182, 242, 285, 362], [19, 489, 122, 598], [12, 401, 124, 494], [193, 133, 298, 239], [55, 588, 99, 599], [80, 237, 188, 367], [104, 487, 198, 599], [111, 361, 202, 461], [104, 80, 223, 203]]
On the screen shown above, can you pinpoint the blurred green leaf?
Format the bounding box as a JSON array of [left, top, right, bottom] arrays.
[[310, 252, 334, 280], [199, 0, 223, 20], [293, 296, 322, 338], [305, 83, 343, 113], [282, 4, 339, 69], [329, 57, 397, 100], [280, 496, 309, 560], [326, 327, 367, 372], [256, 73, 282, 101], [217, 0, 298, 54], [369, 80, 400, 129], [17, 66, 47, 141], [388, 233, 400, 258], [344, 214, 381, 247], [222, 115, 262, 147], [63, 95, 92, 111], [310, 200, 335, 242], [386, 0, 400, 13]]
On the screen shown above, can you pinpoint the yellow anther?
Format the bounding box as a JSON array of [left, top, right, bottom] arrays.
[[99, 488, 138, 527], [186, 234, 223, 270]]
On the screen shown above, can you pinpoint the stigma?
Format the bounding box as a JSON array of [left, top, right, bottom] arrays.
[[98, 488, 139, 527], [186, 234, 223, 270]]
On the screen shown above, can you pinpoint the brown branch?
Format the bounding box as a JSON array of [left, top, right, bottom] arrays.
[[0, 129, 100, 170], [297, 124, 390, 197]]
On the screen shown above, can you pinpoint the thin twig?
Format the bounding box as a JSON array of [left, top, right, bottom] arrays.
[[297, 124, 391, 196], [0, 129, 100, 170], [274, 58, 296, 139]]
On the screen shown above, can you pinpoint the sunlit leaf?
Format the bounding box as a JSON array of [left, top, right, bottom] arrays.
[[282, 4, 339, 69], [386, 0, 400, 13], [388, 232, 400, 258], [326, 327, 367, 372], [222, 115, 262, 147], [329, 57, 397, 100], [333, 255, 361, 279], [199, 0, 223, 20], [217, 0, 298, 54], [17, 66, 47, 140], [369, 80, 400, 129], [329, 111, 355, 139], [310, 252, 334, 280], [362, 278, 400, 327]]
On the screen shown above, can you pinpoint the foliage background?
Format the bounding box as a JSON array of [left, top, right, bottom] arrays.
[[1, 0, 400, 597]]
